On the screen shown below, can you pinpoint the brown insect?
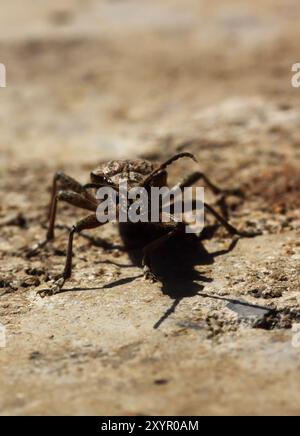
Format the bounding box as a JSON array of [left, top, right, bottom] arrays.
[[29, 152, 255, 297]]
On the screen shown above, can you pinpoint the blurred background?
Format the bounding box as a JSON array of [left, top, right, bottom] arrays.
[[1, 0, 300, 166]]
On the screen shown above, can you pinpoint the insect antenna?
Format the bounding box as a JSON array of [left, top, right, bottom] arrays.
[[141, 152, 197, 186]]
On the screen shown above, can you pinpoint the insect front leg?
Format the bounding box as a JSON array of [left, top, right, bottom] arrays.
[[27, 191, 97, 257], [38, 213, 106, 297], [26, 171, 94, 257]]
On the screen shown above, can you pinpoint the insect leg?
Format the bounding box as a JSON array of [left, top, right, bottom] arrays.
[[47, 172, 94, 220], [171, 170, 244, 221], [177, 171, 223, 195], [38, 213, 105, 297], [27, 190, 97, 257], [204, 202, 258, 237]]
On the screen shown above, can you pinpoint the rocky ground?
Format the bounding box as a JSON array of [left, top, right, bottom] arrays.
[[1, 0, 300, 415]]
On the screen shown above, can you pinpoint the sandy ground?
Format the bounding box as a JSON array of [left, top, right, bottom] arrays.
[[1, 0, 300, 415]]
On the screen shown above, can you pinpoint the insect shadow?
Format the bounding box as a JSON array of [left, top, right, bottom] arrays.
[[38, 224, 238, 329], [119, 224, 239, 329]]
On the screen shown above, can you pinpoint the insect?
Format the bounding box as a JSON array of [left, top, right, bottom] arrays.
[[30, 152, 256, 297]]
